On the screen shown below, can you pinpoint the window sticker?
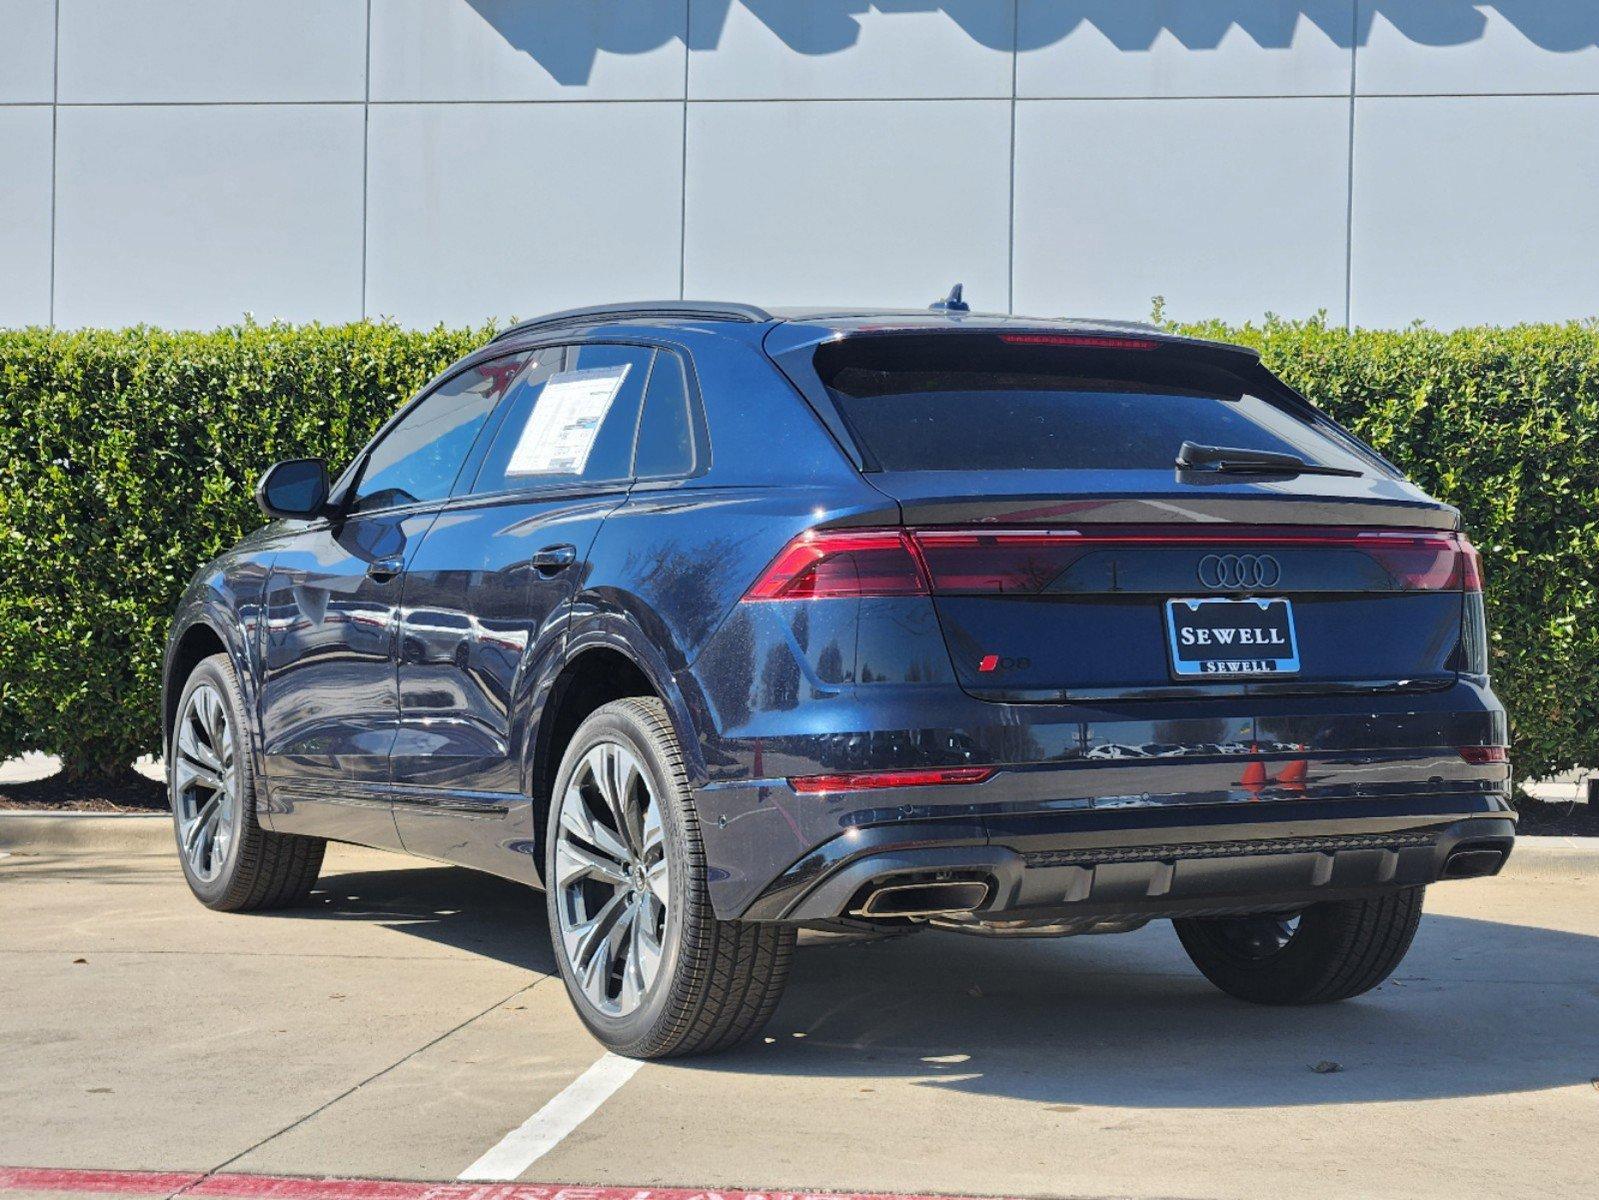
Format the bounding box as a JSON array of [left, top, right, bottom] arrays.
[[505, 364, 630, 476]]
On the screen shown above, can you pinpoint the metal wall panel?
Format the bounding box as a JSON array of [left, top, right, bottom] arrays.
[[0, 0, 56, 103], [682, 99, 1011, 310], [1356, 1, 1599, 95], [370, 0, 687, 101], [1017, 0, 1355, 98], [365, 101, 684, 327], [1014, 97, 1350, 324], [57, 0, 366, 102], [53, 105, 365, 328], [1351, 95, 1599, 329], [0, 106, 53, 325], [688, 0, 1013, 99]]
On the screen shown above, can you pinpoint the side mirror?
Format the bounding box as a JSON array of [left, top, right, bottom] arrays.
[[255, 458, 329, 520]]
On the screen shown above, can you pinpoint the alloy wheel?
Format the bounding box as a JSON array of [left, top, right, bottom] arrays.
[[172, 682, 240, 883], [553, 741, 671, 1017]]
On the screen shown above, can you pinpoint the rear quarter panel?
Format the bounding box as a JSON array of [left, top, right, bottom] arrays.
[[569, 329, 898, 787]]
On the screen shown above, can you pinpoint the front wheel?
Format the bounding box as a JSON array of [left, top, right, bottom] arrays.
[[1174, 887, 1424, 1005], [170, 653, 325, 911], [545, 697, 795, 1058]]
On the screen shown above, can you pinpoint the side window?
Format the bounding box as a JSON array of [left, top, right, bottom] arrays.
[[469, 343, 651, 495], [634, 350, 696, 479], [350, 354, 524, 513], [459, 345, 565, 495]]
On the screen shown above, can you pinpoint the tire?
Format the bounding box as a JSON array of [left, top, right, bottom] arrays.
[[545, 697, 795, 1058], [1174, 887, 1424, 1005], [169, 653, 326, 912]]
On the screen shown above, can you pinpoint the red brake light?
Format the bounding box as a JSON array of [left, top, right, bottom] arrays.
[[1352, 530, 1482, 592], [1458, 746, 1508, 765], [914, 529, 1087, 593], [999, 333, 1159, 351], [789, 766, 994, 794], [743, 529, 928, 600]]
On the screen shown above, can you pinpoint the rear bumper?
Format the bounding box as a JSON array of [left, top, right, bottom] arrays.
[[737, 795, 1515, 923], [692, 661, 1513, 912]]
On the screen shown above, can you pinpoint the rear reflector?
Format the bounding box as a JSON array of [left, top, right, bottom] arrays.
[[790, 766, 994, 794], [744, 525, 1483, 599], [1458, 746, 1508, 765]]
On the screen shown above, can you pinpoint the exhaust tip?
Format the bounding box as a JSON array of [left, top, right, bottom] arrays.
[[1442, 846, 1507, 879], [851, 879, 991, 919]]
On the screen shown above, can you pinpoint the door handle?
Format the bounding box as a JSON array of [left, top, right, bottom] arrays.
[[531, 543, 578, 574], [366, 556, 405, 581]]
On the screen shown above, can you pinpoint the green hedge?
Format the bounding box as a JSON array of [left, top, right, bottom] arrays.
[[1, 317, 1596, 783]]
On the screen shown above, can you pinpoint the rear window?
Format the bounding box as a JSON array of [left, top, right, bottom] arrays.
[[816, 335, 1372, 474]]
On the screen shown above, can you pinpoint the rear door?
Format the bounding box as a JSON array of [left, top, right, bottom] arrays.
[[807, 332, 1471, 701], [391, 342, 653, 875]]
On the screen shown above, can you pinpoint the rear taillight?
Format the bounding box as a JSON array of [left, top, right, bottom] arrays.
[[745, 525, 1483, 599], [1458, 746, 1508, 765], [1353, 530, 1482, 593], [789, 766, 994, 794], [742, 529, 927, 600]]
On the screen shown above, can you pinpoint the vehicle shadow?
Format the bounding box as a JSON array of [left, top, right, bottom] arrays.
[[296, 862, 558, 974], [303, 860, 1598, 1107], [713, 908, 1599, 1107]]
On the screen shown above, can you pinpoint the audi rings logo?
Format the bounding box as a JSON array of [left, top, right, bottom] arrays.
[[1197, 553, 1282, 590]]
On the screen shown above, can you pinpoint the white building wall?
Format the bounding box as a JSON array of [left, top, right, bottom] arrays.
[[2, 1, 1597, 331]]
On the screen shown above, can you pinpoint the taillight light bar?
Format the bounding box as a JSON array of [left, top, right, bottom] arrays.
[[744, 525, 1483, 599], [1458, 746, 1508, 765], [789, 766, 995, 794]]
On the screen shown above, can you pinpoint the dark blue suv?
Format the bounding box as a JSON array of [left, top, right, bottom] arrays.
[[163, 301, 1515, 1057]]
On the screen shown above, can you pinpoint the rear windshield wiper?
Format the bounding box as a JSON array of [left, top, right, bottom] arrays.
[[1175, 441, 1364, 478]]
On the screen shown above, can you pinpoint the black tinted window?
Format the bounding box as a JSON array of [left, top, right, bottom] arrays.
[[819, 336, 1370, 474], [634, 351, 695, 478], [470, 343, 648, 494], [351, 355, 522, 512]]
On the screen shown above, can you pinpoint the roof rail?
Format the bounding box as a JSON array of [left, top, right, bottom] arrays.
[[491, 301, 774, 343]]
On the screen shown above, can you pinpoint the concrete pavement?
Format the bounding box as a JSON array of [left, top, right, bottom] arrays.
[[3, 840, 1596, 1200]]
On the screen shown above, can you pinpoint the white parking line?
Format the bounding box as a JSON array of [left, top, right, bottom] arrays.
[[457, 1052, 644, 1181]]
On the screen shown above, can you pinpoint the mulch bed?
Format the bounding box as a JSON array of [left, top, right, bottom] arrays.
[[0, 771, 169, 813], [1514, 793, 1599, 838]]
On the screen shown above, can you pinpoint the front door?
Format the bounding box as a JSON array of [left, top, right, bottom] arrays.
[[259, 511, 433, 846], [258, 354, 513, 844]]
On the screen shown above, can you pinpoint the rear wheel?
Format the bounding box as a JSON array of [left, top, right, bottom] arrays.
[[1173, 887, 1424, 1005], [170, 653, 325, 911], [545, 697, 794, 1058]]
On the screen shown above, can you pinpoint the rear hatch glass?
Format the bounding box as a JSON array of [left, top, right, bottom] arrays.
[[816, 333, 1375, 475]]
